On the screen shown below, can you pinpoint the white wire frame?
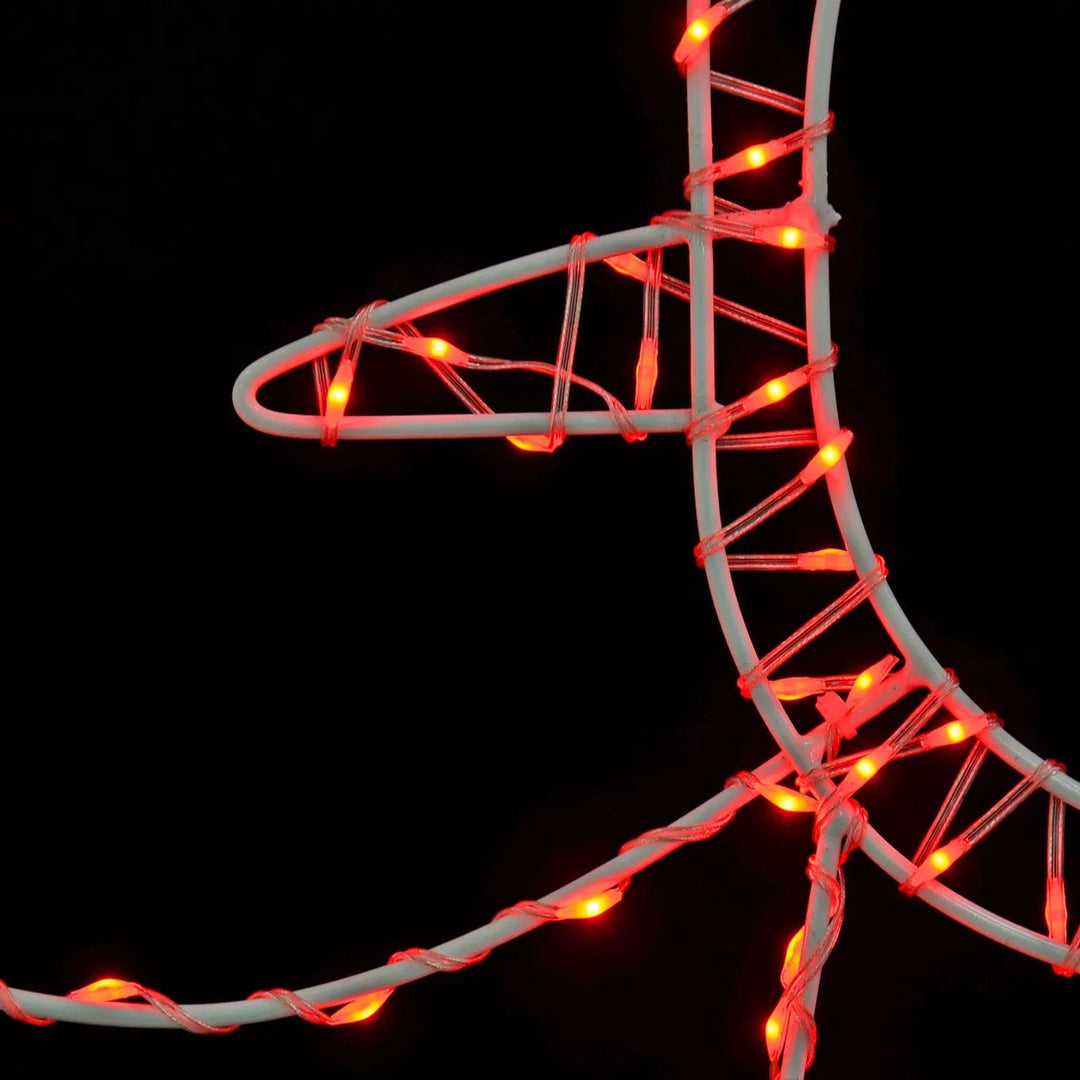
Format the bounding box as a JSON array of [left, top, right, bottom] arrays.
[[8, 0, 1077, 1047]]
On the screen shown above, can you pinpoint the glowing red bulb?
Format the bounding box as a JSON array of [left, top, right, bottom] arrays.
[[561, 885, 625, 920], [781, 928, 804, 985], [673, 6, 728, 63], [765, 1011, 783, 1051], [70, 977, 133, 1003], [603, 252, 647, 280], [427, 337, 450, 358], [946, 722, 965, 743], [855, 757, 877, 780], [507, 435, 549, 452], [330, 988, 393, 1025], [818, 443, 841, 467], [796, 548, 853, 572], [765, 379, 787, 402], [635, 338, 659, 411], [929, 848, 952, 872], [780, 227, 802, 248], [746, 145, 768, 168], [327, 383, 349, 406], [1045, 878, 1068, 942]]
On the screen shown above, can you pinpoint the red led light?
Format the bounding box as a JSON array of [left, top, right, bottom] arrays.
[[330, 988, 393, 1025], [946, 722, 965, 743], [673, 6, 729, 64], [781, 928, 804, 985], [69, 978, 133, 1003], [796, 548, 853, 572], [855, 757, 877, 780], [746, 145, 768, 168], [635, 338, 659, 411], [798, 430, 852, 485], [562, 886, 624, 920], [765, 1010, 783, 1051], [765, 379, 787, 401], [603, 252, 647, 280], [929, 848, 952, 872], [751, 224, 833, 252], [327, 383, 349, 406], [507, 435, 549, 452], [1045, 877, 1068, 942], [401, 336, 469, 366]]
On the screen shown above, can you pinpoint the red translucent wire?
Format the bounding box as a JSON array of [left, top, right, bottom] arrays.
[[509, 232, 592, 452], [726, 548, 854, 573], [695, 431, 853, 558], [737, 556, 888, 698], [604, 250, 808, 348], [709, 70, 804, 114], [902, 759, 1064, 894]]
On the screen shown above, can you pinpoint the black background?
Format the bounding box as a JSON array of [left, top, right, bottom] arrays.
[[5, 1, 1077, 1077]]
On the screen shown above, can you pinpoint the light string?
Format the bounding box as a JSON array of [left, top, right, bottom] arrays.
[[0, 724, 846, 1032], [766, 802, 868, 1077]]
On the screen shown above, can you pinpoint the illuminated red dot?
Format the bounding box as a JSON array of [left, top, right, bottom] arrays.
[[328, 384, 349, 406], [765, 1014, 782, 1047], [946, 722, 965, 743], [332, 988, 393, 1025], [746, 146, 767, 168], [765, 379, 787, 401], [818, 443, 841, 467], [780, 227, 802, 248], [428, 338, 450, 358], [688, 18, 708, 41], [854, 671, 873, 692], [930, 849, 952, 871], [855, 757, 877, 779]]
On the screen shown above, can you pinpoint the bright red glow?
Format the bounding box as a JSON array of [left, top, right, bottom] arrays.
[[401, 336, 469, 365], [855, 756, 877, 779], [854, 671, 873, 692], [765, 1011, 783, 1050], [819, 443, 841, 467], [634, 338, 659, 411], [673, 7, 728, 63], [798, 431, 852, 485], [904, 837, 969, 892], [770, 789, 815, 813], [929, 848, 952, 872], [507, 435, 549, 452], [765, 379, 787, 402], [772, 676, 823, 701], [946, 722, 966, 743], [746, 145, 768, 168], [782, 928, 804, 984], [1045, 877, 1068, 942], [780, 227, 802, 248], [70, 978, 134, 1003], [327, 383, 349, 406], [796, 548, 854, 572], [602, 252, 647, 280], [562, 885, 624, 920], [330, 988, 393, 1025]]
